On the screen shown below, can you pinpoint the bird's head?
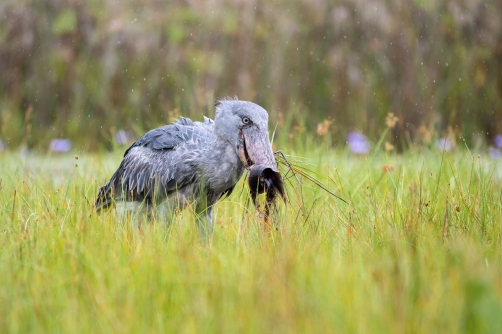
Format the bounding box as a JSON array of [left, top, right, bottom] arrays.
[[214, 99, 285, 203]]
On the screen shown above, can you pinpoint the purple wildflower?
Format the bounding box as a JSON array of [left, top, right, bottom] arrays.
[[494, 134, 502, 148], [436, 138, 453, 152], [20, 146, 29, 157], [347, 132, 370, 155], [50, 139, 72, 153], [115, 130, 133, 145], [489, 147, 501, 159]]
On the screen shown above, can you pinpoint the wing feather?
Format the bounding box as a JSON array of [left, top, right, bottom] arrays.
[[96, 117, 216, 211]]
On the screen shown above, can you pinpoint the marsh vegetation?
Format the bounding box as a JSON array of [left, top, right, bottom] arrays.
[[1, 147, 502, 333]]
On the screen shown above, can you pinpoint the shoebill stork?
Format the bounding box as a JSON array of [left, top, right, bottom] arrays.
[[95, 99, 284, 237]]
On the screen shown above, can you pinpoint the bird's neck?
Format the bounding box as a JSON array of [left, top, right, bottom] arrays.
[[199, 136, 245, 192]]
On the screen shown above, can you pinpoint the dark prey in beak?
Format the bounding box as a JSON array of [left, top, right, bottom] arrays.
[[248, 164, 285, 205]]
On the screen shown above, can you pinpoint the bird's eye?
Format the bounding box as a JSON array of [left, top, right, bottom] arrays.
[[242, 117, 250, 124]]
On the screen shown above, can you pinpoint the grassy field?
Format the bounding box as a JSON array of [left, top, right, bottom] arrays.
[[1, 147, 502, 333]]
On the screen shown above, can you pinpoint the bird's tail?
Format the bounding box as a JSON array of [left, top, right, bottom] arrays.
[[95, 181, 114, 212]]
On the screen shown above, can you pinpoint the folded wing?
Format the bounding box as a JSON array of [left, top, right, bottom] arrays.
[[95, 117, 215, 211]]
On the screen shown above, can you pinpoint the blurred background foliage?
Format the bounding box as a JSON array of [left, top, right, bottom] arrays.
[[0, 0, 501, 151]]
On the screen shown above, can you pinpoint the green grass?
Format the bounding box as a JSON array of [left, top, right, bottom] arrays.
[[1, 148, 502, 333]]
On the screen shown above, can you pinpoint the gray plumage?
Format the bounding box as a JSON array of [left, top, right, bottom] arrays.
[[96, 99, 281, 237]]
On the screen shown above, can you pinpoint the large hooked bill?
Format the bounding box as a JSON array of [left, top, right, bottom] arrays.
[[237, 126, 285, 207]]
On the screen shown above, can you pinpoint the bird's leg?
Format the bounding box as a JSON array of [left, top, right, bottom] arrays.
[[195, 205, 213, 241]]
